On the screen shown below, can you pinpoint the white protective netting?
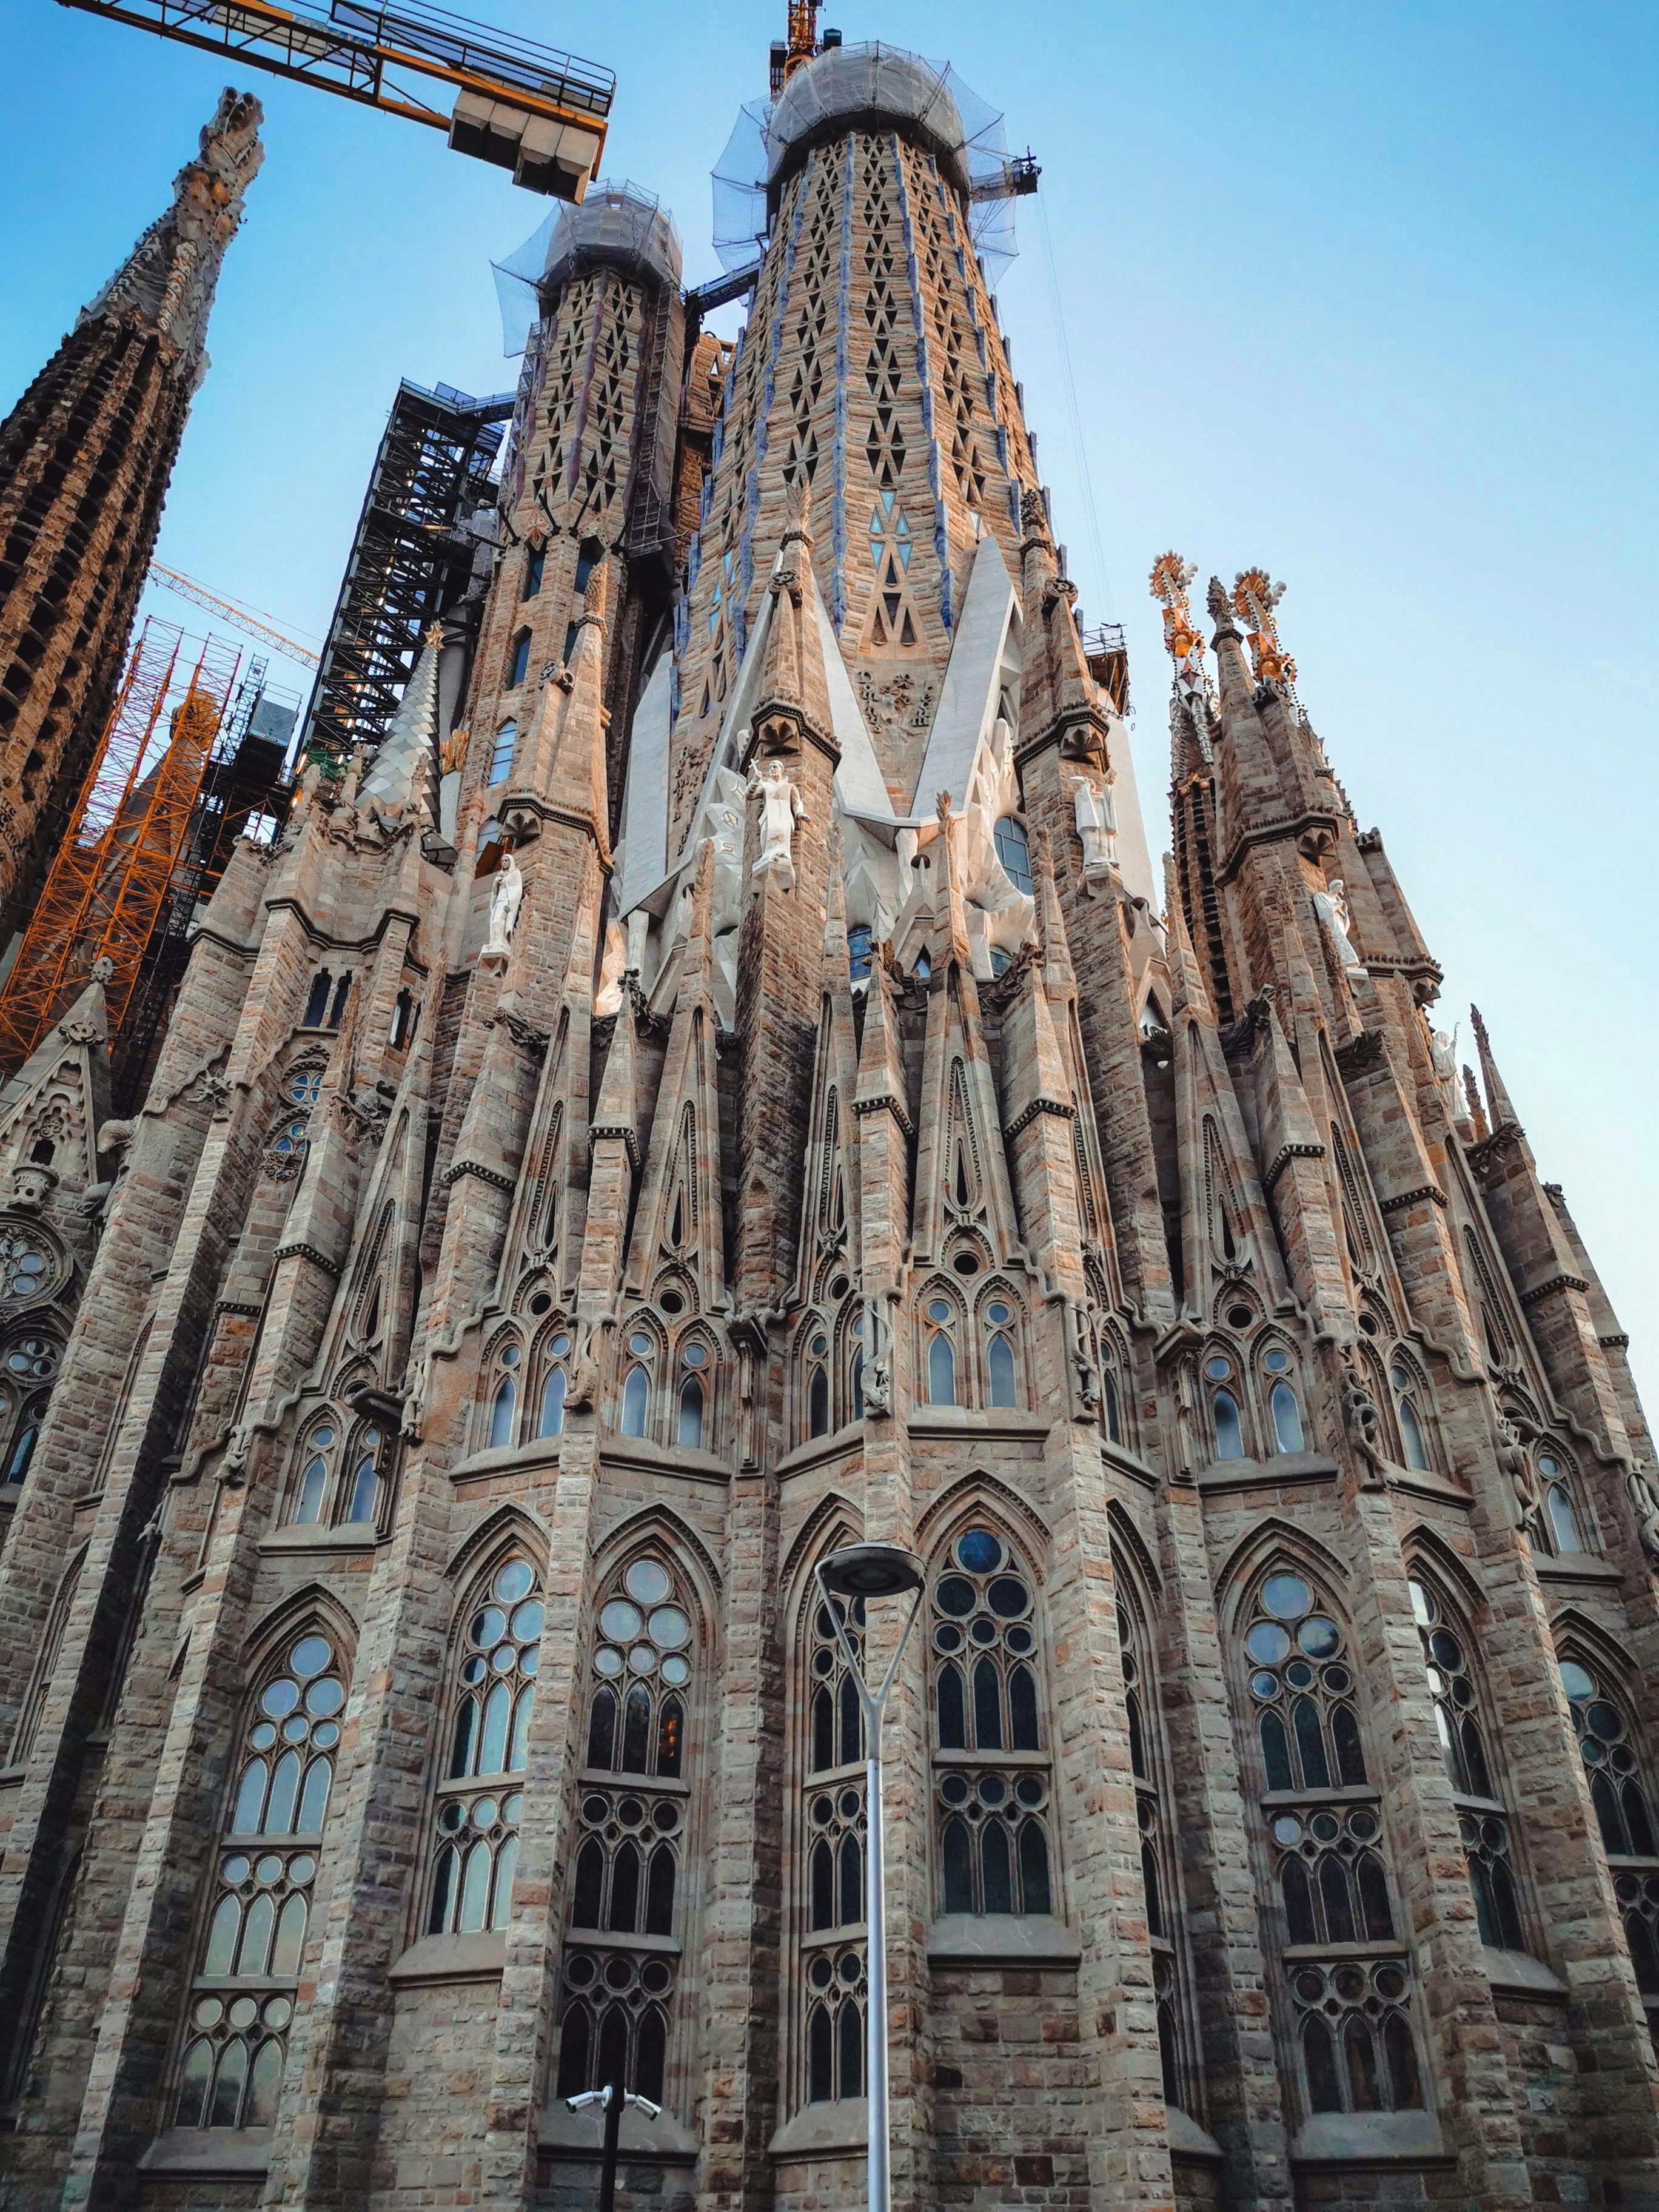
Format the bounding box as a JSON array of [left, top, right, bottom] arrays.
[[494, 181, 682, 357], [712, 42, 1021, 285]]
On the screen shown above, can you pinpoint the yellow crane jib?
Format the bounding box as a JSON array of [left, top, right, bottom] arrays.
[[54, 0, 614, 199]]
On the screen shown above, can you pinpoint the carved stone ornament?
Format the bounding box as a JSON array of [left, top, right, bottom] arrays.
[[565, 1315, 613, 1412], [1627, 1462, 1659, 1572], [861, 1302, 892, 1419], [1339, 1344, 1386, 1475], [1069, 1301, 1101, 1415], [1495, 1412, 1542, 1540]]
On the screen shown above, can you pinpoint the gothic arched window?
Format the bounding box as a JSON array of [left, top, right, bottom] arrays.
[[388, 988, 417, 1050], [798, 1575, 867, 2105], [486, 1339, 521, 1450], [677, 1342, 708, 1449], [615, 1327, 655, 1439], [506, 631, 531, 689], [980, 1293, 1020, 1409], [806, 1326, 831, 1438], [1261, 1346, 1305, 1454], [303, 970, 332, 1028], [1408, 1578, 1524, 1952], [522, 544, 545, 599], [924, 1295, 959, 1407], [558, 1553, 696, 2110], [175, 1628, 349, 2131], [426, 1558, 542, 1936], [931, 1527, 1051, 1919], [538, 1329, 572, 1438], [1116, 1575, 1196, 2116], [289, 1419, 336, 1525], [491, 719, 517, 783], [1387, 1361, 1432, 1471], [1537, 1449, 1589, 1555], [1236, 1567, 1423, 2120], [0, 1328, 56, 1487], [848, 923, 873, 983], [343, 1426, 384, 1526], [1206, 1354, 1245, 1460], [1557, 1648, 1659, 2011]]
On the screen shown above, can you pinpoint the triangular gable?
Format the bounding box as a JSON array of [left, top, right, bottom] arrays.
[[911, 530, 1018, 819]]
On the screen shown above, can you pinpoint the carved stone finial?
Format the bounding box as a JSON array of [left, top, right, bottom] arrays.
[[1232, 567, 1298, 689], [1206, 575, 1236, 630], [783, 474, 812, 537], [1019, 485, 1048, 540]]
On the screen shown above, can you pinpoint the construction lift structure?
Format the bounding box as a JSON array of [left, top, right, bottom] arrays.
[[298, 378, 511, 771], [53, 0, 615, 200]]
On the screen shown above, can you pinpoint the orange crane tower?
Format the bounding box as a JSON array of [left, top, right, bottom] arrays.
[[0, 621, 241, 1075]]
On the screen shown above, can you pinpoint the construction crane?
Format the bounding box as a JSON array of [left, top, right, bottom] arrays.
[[54, 0, 614, 199], [0, 620, 241, 1077], [150, 564, 321, 670]]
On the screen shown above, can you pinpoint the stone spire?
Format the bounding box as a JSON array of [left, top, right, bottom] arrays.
[[1470, 1002, 1520, 1131], [0, 90, 263, 941], [358, 625, 443, 819], [78, 89, 264, 381]]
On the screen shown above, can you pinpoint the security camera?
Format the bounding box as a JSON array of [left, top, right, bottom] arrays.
[[625, 2094, 662, 2120], [565, 2086, 611, 2112]]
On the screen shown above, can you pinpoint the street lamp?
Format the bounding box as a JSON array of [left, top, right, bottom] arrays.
[[565, 2084, 661, 2212], [814, 1542, 927, 2212]]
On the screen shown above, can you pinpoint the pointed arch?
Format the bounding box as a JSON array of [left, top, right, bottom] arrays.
[[236, 1581, 360, 1675], [590, 1500, 724, 1638], [1104, 1498, 1163, 1603], [779, 1489, 865, 1600], [1213, 1516, 1352, 1635], [441, 1500, 552, 1594], [915, 1467, 1052, 1570], [1398, 1523, 1486, 1620]]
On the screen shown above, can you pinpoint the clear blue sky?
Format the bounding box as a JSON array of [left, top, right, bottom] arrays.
[[4, 0, 1655, 1408]]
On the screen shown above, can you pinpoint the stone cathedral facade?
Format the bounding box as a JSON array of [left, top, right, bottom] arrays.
[[1, 33, 1657, 2212]]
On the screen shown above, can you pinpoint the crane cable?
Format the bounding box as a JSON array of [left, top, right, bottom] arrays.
[[1035, 191, 1117, 626]]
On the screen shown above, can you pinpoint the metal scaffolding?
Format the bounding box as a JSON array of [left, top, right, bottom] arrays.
[[0, 619, 241, 1076], [113, 660, 295, 1110], [298, 380, 511, 771]]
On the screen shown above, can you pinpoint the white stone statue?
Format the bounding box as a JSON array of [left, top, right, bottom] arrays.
[[1071, 772, 1118, 870], [594, 920, 627, 1016], [747, 756, 807, 891], [481, 851, 524, 966], [1429, 1022, 1461, 1118], [1313, 877, 1366, 979]]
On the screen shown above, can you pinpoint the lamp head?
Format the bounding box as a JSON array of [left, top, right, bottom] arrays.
[[818, 1542, 925, 1600]]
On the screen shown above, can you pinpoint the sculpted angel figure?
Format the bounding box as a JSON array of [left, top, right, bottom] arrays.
[[1313, 877, 1366, 979], [748, 756, 807, 891]]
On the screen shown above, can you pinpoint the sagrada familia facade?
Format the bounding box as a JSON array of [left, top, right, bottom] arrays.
[[0, 26, 1655, 2212]]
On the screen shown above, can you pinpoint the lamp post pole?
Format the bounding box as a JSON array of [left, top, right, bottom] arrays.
[[815, 1543, 927, 2212]]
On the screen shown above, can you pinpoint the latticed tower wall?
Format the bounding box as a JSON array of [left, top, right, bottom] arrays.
[[669, 125, 1036, 842], [0, 90, 261, 940], [459, 207, 682, 824]]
